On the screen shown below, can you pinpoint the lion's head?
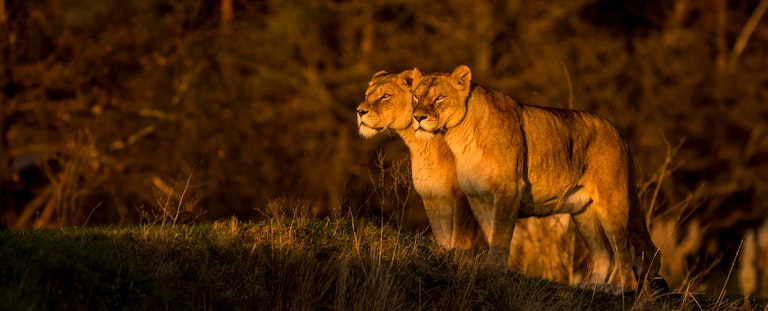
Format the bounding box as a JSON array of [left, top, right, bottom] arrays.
[[356, 69, 422, 138], [411, 65, 472, 139]]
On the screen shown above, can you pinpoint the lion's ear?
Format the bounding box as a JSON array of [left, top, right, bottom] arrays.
[[397, 68, 423, 89], [451, 65, 472, 91], [396, 69, 413, 87], [411, 67, 424, 80], [369, 70, 389, 86], [410, 67, 424, 88]]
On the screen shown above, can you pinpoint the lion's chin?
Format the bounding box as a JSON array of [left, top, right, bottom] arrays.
[[358, 124, 382, 138], [414, 128, 437, 140]]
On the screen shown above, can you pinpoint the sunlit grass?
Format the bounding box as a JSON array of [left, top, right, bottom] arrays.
[[1, 216, 764, 310]]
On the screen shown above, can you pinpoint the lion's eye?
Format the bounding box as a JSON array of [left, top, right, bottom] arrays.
[[436, 95, 446, 102], [412, 95, 419, 102], [381, 94, 391, 100]]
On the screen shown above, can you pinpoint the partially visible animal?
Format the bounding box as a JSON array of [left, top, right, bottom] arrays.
[[356, 69, 483, 250]]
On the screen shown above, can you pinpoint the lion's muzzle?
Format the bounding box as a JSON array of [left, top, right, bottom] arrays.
[[357, 107, 384, 138], [356, 108, 369, 117], [413, 112, 427, 123], [412, 110, 441, 137]]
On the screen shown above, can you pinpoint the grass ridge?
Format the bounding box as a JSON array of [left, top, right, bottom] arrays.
[[0, 218, 762, 310]]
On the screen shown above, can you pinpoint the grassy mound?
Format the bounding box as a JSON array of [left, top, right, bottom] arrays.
[[0, 218, 761, 310]]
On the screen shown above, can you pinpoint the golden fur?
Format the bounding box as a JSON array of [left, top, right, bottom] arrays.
[[356, 69, 482, 250], [411, 65, 666, 292]]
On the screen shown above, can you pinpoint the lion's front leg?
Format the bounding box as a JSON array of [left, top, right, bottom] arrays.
[[467, 192, 520, 269], [491, 193, 522, 268], [422, 197, 457, 249], [450, 195, 483, 250], [422, 195, 483, 251]]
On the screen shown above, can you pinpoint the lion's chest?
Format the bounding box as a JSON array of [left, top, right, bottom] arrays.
[[411, 167, 454, 198], [405, 137, 459, 198], [452, 148, 503, 198]]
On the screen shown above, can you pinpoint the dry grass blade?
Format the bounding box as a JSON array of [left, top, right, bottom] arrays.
[[728, 0, 768, 69], [717, 240, 744, 306]]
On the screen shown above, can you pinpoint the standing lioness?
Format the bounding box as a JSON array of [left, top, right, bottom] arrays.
[[356, 69, 482, 250], [411, 65, 666, 292]]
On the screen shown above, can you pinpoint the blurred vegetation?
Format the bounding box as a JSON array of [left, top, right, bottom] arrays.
[[1, 0, 767, 297]]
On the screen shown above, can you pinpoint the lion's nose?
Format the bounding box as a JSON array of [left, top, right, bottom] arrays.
[[357, 108, 369, 117], [413, 113, 427, 122]]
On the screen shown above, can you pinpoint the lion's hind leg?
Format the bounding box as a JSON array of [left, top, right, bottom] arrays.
[[601, 220, 634, 291], [572, 201, 635, 293], [592, 196, 635, 292], [571, 209, 612, 285]]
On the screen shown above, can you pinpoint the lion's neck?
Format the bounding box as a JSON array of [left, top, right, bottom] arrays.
[[401, 125, 459, 155], [444, 86, 491, 146], [396, 127, 434, 154], [443, 84, 523, 158], [395, 127, 416, 143]]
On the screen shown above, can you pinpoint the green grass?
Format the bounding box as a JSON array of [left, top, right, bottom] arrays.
[[0, 218, 763, 310]]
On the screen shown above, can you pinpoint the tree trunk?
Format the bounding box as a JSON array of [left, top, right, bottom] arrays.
[[0, 2, 5, 24], [714, 0, 727, 72], [472, 0, 494, 77], [220, 0, 233, 35], [357, 3, 373, 72], [0, 0, 9, 222], [219, 0, 234, 84]]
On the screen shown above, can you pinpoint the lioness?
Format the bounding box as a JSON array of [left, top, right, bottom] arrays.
[[356, 69, 483, 250], [411, 65, 666, 292]]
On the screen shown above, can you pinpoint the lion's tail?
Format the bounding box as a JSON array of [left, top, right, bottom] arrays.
[[627, 148, 669, 292]]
